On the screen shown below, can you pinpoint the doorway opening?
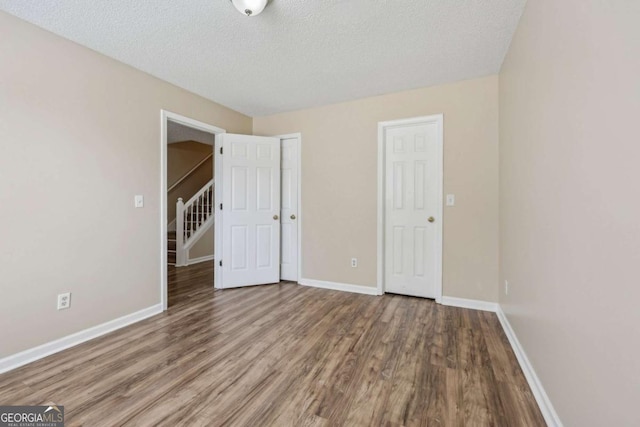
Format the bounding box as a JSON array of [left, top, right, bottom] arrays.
[[161, 111, 225, 310]]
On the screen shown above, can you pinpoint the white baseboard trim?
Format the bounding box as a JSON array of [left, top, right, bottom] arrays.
[[496, 306, 562, 427], [440, 296, 498, 312], [186, 254, 214, 266], [0, 304, 163, 375], [299, 278, 380, 296]]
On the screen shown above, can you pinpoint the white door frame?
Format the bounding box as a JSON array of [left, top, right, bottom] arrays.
[[160, 110, 225, 311], [376, 115, 444, 303], [274, 133, 303, 282]]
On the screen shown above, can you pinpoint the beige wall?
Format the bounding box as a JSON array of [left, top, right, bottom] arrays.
[[189, 226, 214, 260], [0, 11, 251, 358], [255, 76, 499, 301], [499, 1, 640, 425], [167, 141, 213, 223], [167, 140, 212, 186]]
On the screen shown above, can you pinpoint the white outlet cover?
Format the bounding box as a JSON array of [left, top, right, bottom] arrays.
[[446, 194, 456, 206], [351, 258, 358, 268], [57, 292, 71, 310], [134, 195, 144, 208]]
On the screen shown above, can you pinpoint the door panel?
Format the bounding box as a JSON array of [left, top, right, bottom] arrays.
[[231, 225, 248, 270], [256, 225, 273, 268], [384, 122, 441, 298], [231, 167, 248, 210], [217, 134, 281, 288], [280, 137, 299, 281]]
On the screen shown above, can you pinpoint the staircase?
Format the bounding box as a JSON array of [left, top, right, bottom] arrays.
[[169, 180, 214, 266]]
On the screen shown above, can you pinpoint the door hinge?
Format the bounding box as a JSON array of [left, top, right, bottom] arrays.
[[220, 147, 223, 155], [219, 260, 222, 267], [220, 203, 223, 210]]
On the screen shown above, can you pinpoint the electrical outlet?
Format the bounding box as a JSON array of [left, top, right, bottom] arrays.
[[505, 280, 509, 295], [57, 292, 71, 310], [351, 258, 358, 268]]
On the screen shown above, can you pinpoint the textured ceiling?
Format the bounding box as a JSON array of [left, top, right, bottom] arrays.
[[168, 121, 215, 145], [0, 0, 526, 117]]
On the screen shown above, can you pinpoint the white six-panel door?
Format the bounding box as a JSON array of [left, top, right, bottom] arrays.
[[217, 134, 281, 288], [384, 120, 442, 299], [280, 136, 299, 281]]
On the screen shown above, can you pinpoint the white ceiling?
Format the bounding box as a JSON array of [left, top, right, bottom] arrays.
[[167, 121, 215, 145], [0, 0, 526, 117]]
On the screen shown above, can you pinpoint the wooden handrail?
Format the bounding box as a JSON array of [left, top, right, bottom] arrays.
[[168, 152, 213, 192]]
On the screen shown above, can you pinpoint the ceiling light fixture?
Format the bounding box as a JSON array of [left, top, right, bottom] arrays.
[[230, 0, 268, 17]]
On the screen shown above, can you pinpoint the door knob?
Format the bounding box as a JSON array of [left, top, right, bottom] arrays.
[[290, 214, 296, 220], [273, 215, 279, 220], [428, 216, 435, 223]]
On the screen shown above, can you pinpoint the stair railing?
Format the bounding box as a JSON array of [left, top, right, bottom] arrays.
[[175, 179, 214, 266]]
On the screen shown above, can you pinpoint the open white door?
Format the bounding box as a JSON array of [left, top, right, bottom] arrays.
[[215, 134, 281, 288]]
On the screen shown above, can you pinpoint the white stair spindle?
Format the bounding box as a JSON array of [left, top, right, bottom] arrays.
[[176, 198, 185, 266], [186, 205, 190, 239], [195, 198, 200, 233], [198, 195, 202, 229], [197, 196, 201, 231], [187, 205, 191, 238]]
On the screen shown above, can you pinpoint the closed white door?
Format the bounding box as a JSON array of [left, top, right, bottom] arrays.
[[216, 134, 281, 288], [384, 120, 442, 299], [280, 136, 299, 281]]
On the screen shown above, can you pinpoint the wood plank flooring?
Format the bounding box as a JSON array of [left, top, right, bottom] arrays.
[[0, 262, 545, 426]]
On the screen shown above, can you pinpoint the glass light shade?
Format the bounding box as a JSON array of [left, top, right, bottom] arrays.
[[231, 0, 268, 17]]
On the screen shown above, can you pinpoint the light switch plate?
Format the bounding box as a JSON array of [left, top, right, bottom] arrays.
[[446, 194, 455, 206], [134, 195, 144, 208]]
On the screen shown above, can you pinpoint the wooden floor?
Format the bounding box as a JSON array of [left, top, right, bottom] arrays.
[[0, 262, 545, 426]]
